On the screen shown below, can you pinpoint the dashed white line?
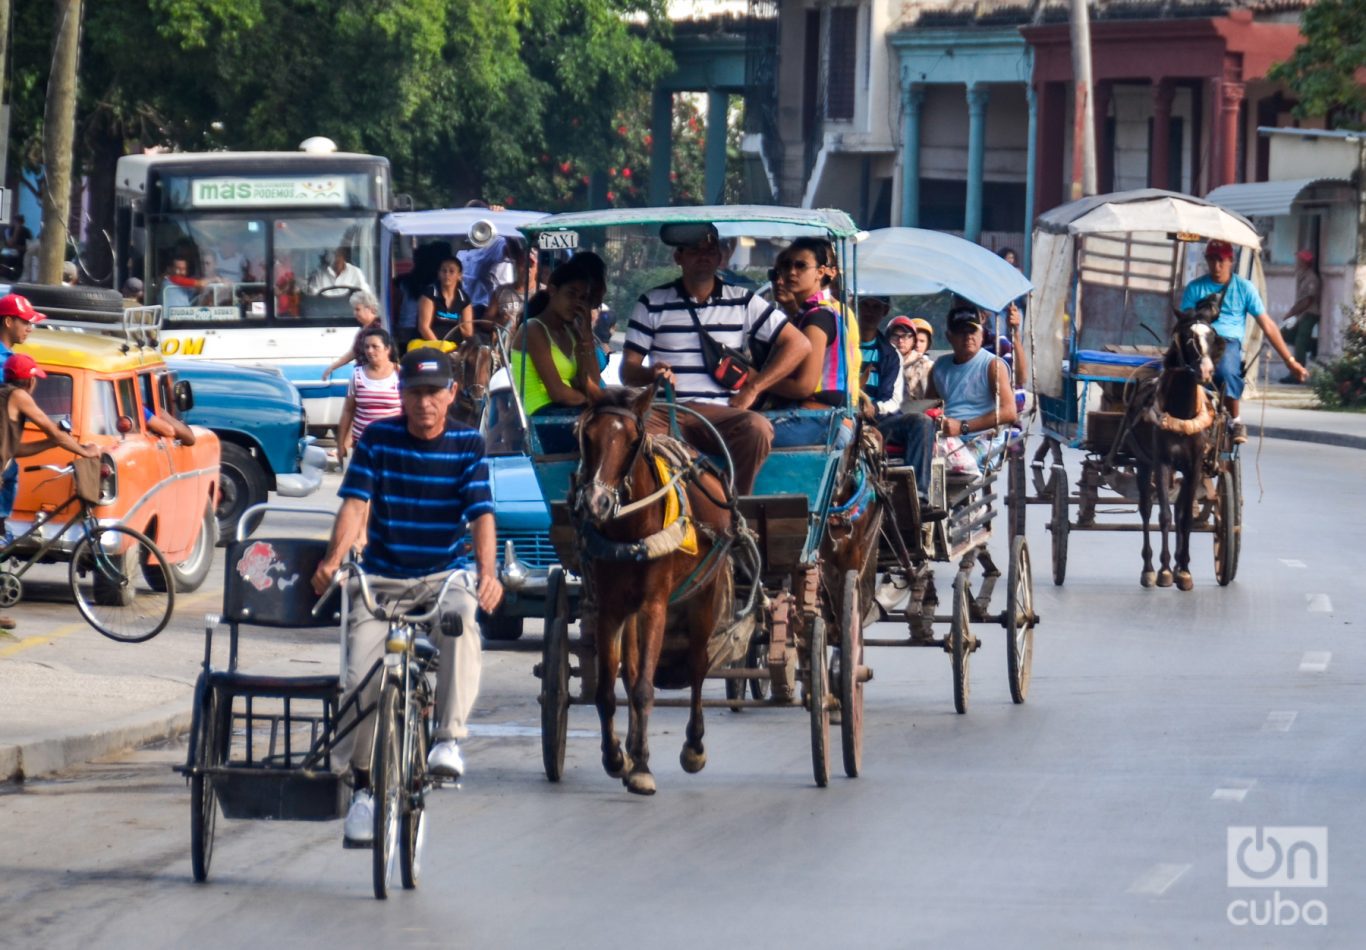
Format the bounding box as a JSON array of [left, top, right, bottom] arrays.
[[1212, 780, 1257, 802], [1299, 651, 1332, 673], [1280, 559, 1307, 568], [1263, 711, 1298, 732], [1306, 593, 1334, 614], [1127, 863, 1191, 896]]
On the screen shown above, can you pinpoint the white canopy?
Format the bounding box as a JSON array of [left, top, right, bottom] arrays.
[[853, 227, 1032, 312], [1034, 188, 1262, 248]]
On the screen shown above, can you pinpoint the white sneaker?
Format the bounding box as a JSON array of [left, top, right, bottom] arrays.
[[343, 789, 374, 845], [427, 740, 464, 779]]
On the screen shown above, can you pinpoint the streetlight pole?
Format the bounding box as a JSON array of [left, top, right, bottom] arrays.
[[1069, 0, 1098, 199]]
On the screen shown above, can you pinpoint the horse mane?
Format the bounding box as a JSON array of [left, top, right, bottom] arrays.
[[593, 386, 646, 410]]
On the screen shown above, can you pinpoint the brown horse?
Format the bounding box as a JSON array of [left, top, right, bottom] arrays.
[[447, 340, 495, 426], [1125, 301, 1225, 591], [574, 387, 738, 795]]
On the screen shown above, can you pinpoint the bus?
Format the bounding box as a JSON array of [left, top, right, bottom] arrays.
[[115, 148, 391, 433]]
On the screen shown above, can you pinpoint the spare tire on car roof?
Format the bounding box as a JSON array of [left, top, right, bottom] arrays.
[[10, 282, 126, 323]]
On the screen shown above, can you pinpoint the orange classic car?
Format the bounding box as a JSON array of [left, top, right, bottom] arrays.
[[12, 328, 221, 591]]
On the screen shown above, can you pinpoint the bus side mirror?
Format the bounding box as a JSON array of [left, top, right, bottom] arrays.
[[174, 380, 194, 413]]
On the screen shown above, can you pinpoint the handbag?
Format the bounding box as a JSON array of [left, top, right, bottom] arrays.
[[683, 300, 753, 391]]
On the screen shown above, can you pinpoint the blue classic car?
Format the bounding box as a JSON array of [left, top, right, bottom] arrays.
[[168, 359, 327, 543]]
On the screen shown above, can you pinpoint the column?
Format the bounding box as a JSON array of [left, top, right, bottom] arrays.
[[704, 89, 729, 205], [1149, 78, 1175, 190], [900, 83, 926, 227], [1094, 81, 1112, 193], [1023, 83, 1038, 277], [965, 82, 989, 244], [1220, 81, 1245, 187], [1206, 77, 1222, 193], [649, 89, 673, 206]]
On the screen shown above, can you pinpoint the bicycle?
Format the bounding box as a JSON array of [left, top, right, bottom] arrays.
[[0, 455, 174, 642], [315, 562, 466, 900]]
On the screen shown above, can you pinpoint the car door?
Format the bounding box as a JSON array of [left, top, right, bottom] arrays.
[[135, 370, 191, 552]]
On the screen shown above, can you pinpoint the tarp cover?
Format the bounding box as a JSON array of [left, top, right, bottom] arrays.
[[852, 227, 1033, 312], [1035, 189, 1262, 248]]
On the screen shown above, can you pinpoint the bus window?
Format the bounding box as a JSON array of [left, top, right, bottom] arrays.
[[273, 216, 377, 321], [153, 218, 268, 322]]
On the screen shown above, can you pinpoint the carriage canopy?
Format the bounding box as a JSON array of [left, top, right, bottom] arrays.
[[854, 227, 1033, 313]]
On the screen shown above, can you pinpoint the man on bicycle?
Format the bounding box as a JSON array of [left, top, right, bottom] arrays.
[[311, 348, 502, 846]]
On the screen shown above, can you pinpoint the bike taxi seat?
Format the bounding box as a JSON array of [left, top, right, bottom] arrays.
[[222, 539, 340, 627]]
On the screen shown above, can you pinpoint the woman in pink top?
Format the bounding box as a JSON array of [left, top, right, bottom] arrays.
[[336, 326, 401, 463]]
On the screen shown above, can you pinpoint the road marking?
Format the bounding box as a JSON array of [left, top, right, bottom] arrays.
[[467, 723, 597, 739], [0, 589, 218, 660], [1127, 863, 1190, 896], [1299, 651, 1331, 673], [1306, 593, 1333, 614], [1280, 559, 1307, 568], [1263, 710, 1298, 732], [1212, 780, 1256, 802]]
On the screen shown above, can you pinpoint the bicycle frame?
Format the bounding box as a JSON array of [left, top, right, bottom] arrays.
[[1, 487, 103, 581]]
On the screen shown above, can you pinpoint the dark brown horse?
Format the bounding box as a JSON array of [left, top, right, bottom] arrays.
[[574, 387, 738, 795], [1125, 301, 1225, 591], [447, 340, 495, 426], [821, 420, 884, 624]]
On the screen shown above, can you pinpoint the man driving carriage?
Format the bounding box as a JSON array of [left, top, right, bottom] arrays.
[[1181, 239, 1307, 444], [311, 348, 503, 846], [618, 222, 810, 495]]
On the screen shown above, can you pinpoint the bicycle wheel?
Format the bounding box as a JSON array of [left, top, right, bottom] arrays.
[[190, 686, 224, 883], [372, 679, 402, 901], [400, 687, 430, 890], [69, 525, 174, 643]]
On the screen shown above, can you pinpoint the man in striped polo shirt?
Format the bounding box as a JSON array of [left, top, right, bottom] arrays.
[[620, 223, 810, 494], [313, 348, 502, 846]]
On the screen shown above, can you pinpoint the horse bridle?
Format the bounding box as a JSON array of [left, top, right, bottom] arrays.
[[574, 405, 650, 522]]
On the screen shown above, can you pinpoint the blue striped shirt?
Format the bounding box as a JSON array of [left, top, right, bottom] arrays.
[[339, 417, 493, 578]]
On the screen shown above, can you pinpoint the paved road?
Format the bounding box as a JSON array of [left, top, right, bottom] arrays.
[[1, 435, 1363, 948]]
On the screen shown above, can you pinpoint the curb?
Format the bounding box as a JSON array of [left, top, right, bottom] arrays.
[[1257, 425, 1366, 452], [0, 701, 193, 784]]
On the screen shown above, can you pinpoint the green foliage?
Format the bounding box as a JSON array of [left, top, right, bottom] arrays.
[[1309, 299, 1366, 409], [1268, 0, 1366, 128]]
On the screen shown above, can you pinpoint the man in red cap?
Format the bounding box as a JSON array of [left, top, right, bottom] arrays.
[[1279, 249, 1322, 380], [0, 352, 100, 628], [1180, 240, 1306, 444], [0, 293, 49, 624]]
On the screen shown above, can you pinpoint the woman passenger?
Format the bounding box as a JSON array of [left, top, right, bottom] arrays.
[[321, 290, 383, 382], [417, 256, 474, 346], [336, 326, 401, 463], [766, 237, 851, 409], [507, 253, 607, 415]]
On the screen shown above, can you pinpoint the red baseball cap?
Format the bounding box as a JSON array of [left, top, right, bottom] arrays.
[[1204, 240, 1234, 261], [4, 353, 48, 382], [887, 315, 916, 334], [1296, 249, 1315, 265], [0, 294, 46, 323]]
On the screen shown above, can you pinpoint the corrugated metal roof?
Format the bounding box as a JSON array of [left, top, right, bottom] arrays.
[[1205, 178, 1353, 217], [898, 0, 1311, 29]]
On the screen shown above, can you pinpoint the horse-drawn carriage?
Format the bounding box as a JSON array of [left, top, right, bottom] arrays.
[[855, 227, 1041, 714], [1021, 190, 1257, 589], [510, 206, 882, 790]]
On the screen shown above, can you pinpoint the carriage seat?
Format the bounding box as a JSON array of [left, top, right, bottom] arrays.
[[1070, 349, 1159, 383]]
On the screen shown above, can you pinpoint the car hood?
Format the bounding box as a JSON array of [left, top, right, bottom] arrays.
[[489, 455, 545, 505]]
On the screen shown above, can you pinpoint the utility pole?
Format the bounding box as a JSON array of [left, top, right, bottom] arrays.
[[0, 0, 11, 195], [1069, 0, 1097, 199], [38, 0, 83, 284]]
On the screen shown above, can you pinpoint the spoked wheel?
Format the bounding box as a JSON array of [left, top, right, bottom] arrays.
[[725, 633, 770, 710], [1005, 536, 1036, 704], [950, 573, 972, 715], [372, 682, 402, 901], [808, 616, 831, 788], [1213, 466, 1242, 586], [1049, 465, 1069, 587], [69, 525, 174, 642], [838, 570, 865, 778], [0, 571, 22, 607], [1007, 450, 1027, 542], [399, 701, 430, 890], [190, 686, 225, 883], [540, 568, 570, 781]]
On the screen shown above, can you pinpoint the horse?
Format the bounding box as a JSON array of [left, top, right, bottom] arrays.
[[821, 419, 885, 626], [1123, 299, 1225, 591], [447, 339, 495, 426], [573, 386, 741, 795]]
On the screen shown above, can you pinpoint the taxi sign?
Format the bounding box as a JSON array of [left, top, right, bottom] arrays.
[[538, 230, 579, 251]]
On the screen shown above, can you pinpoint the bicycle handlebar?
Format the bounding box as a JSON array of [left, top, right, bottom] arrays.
[[311, 562, 468, 626]]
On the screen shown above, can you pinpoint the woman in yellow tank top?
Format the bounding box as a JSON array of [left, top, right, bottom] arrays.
[[509, 253, 606, 415]]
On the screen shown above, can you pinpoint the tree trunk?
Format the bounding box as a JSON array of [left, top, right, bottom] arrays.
[[38, 0, 83, 285]]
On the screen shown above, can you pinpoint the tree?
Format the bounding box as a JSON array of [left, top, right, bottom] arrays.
[[1269, 0, 1366, 129], [37, 0, 82, 284]]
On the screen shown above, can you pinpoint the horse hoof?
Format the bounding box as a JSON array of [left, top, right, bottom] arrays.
[[1140, 571, 1156, 588], [680, 745, 707, 774], [603, 747, 631, 779], [1157, 570, 1174, 588], [624, 771, 656, 795], [1176, 572, 1194, 591]]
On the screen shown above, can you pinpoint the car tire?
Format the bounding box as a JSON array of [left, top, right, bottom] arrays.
[[146, 503, 217, 593], [216, 442, 268, 545], [478, 606, 524, 641], [12, 282, 125, 321]]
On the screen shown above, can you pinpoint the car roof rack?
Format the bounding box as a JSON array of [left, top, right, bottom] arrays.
[[41, 304, 164, 351]]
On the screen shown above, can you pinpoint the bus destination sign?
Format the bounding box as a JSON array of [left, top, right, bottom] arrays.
[[191, 177, 347, 208]]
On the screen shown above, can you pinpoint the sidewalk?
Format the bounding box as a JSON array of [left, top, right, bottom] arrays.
[[2, 393, 1363, 784]]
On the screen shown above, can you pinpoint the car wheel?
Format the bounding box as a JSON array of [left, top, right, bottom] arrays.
[[216, 442, 268, 545], [146, 503, 217, 593]]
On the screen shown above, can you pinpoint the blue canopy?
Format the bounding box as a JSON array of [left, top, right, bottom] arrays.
[[854, 227, 1032, 312]]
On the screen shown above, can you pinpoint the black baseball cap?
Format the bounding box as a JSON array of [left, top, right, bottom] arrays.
[[400, 348, 455, 389], [660, 222, 719, 249], [946, 306, 982, 333]]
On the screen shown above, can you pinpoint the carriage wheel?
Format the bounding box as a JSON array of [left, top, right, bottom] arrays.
[[950, 574, 972, 715], [1050, 465, 1069, 586], [808, 616, 831, 788], [1213, 468, 1242, 586], [838, 571, 865, 778], [1005, 537, 1036, 704], [372, 681, 402, 900], [1008, 450, 1027, 542], [540, 568, 571, 781], [189, 686, 225, 883], [725, 634, 770, 710]]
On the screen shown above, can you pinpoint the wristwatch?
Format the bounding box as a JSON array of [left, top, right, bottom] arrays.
[[961, 419, 970, 435]]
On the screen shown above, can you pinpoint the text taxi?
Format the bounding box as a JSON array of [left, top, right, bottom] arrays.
[[15, 329, 221, 591]]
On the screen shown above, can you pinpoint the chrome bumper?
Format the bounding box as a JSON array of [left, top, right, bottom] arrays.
[[274, 442, 328, 498]]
